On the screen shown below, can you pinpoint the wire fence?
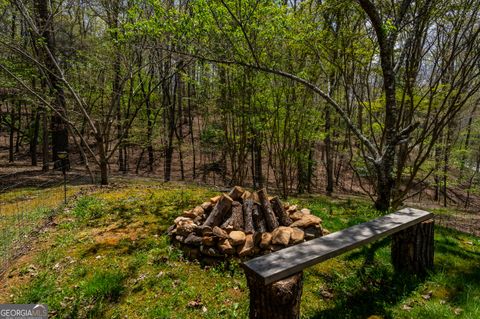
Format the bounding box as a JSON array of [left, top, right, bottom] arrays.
[[0, 171, 92, 275]]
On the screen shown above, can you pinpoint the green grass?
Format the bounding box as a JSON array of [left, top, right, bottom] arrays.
[[3, 182, 479, 318], [0, 185, 81, 264]]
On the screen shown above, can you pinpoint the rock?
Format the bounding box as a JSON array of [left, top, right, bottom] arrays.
[[290, 227, 305, 244], [192, 206, 205, 217], [174, 216, 192, 224], [175, 218, 197, 236], [175, 235, 185, 243], [304, 226, 323, 240], [181, 246, 200, 259], [269, 244, 285, 252], [287, 205, 298, 213], [182, 210, 197, 218], [210, 195, 222, 204], [289, 212, 304, 221], [167, 225, 176, 236], [253, 232, 263, 246], [251, 192, 260, 203], [290, 215, 322, 228], [229, 186, 245, 201], [218, 238, 235, 254], [259, 232, 272, 249], [202, 236, 217, 246], [200, 245, 221, 257], [272, 226, 293, 246], [200, 201, 213, 211], [238, 234, 255, 257], [228, 231, 246, 246], [193, 216, 203, 225], [212, 226, 228, 239], [241, 191, 252, 201], [184, 233, 202, 246], [300, 208, 311, 215], [200, 225, 213, 236]]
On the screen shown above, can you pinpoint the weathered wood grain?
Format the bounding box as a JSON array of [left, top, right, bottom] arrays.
[[242, 208, 433, 285]]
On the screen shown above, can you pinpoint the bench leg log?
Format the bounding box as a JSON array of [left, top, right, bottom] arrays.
[[246, 272, 303, 319], [391, 219, 434, 276]]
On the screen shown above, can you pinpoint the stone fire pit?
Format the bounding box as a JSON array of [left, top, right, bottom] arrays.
[[167, 186, 325, 260]]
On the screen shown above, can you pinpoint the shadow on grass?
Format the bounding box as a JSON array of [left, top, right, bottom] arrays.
[[309, 267, 422, 319], [308, 227, 480, 319], [308, 238, 421, 319]]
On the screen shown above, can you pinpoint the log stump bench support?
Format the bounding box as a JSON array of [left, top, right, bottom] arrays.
[[242, 208, 434, 319]]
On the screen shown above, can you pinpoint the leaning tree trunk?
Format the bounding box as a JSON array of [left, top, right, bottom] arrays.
[[246, 272, 303, 319]]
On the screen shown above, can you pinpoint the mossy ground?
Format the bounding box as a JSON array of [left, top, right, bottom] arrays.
[[0, 182, 479, 318]]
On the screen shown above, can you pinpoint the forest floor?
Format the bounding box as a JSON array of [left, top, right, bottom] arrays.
[[2, 149, 479, 237], [0, 180, 479, 318]]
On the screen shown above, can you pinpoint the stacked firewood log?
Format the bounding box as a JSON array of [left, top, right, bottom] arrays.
[[167, 186, 325, 259]]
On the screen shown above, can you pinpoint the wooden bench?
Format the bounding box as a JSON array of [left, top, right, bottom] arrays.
[[242, 208, 434, 319]]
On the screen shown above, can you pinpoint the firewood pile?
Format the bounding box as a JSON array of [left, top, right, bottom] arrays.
[[167, 186, 325, 259]]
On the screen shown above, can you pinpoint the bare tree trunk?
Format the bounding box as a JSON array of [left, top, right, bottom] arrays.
[[146, 97, 154, 172], [9, 102, 14, 163], [41, 107, 49, 171], [358, 0, 400, 211], [34, 0, 69, 168], [96, 133, 108, 185], [30, 108, 40, 166], [15, 102, 21, 153], [163, 54, 175, 182], [434, 140, 442, 202], [176, 73, 185, 180], [459, 105, 476, 180], [325, 104, 334, 195], [187, 69, 196, 179], [252, 133, 263, 189], [107, 3, 125, 173], [443, 123, 454, 207]]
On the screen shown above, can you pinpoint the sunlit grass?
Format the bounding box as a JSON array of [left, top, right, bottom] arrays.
[[2, 183, 479, 318], [0, 185, 82, 266]]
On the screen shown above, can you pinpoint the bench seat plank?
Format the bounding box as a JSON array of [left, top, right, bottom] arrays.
[[242, 208, 433, 285]]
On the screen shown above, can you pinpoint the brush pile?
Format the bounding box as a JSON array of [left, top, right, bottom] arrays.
[[167, 186, 325, 259]]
